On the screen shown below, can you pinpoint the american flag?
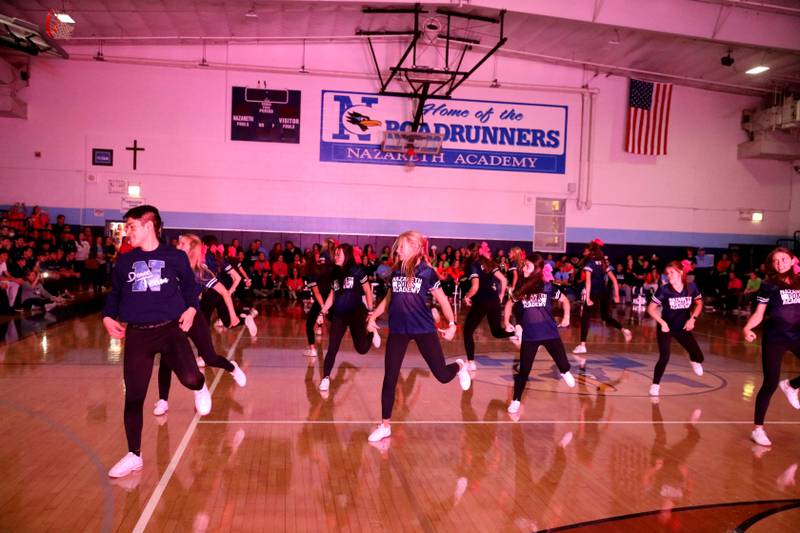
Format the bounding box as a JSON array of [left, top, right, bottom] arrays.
[[626, 79, 673, 155]]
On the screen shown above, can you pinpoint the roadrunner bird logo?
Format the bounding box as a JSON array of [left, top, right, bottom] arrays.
[[346, 111, 382, 132]]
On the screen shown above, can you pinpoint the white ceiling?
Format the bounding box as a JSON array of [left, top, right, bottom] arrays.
[[0, 1, 799, 95]]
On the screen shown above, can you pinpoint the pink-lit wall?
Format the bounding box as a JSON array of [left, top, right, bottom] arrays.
[[0, 41, 793, 246]]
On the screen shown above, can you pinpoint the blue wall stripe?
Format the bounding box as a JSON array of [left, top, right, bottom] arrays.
[[3, 205, 787, 248]]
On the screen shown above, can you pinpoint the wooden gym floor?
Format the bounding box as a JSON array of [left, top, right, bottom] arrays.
[[1, 301, 799, 532]]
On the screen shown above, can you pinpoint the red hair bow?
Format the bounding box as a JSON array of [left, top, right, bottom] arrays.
[[681, 259, 694, 273], [592, 238, 604, 246]]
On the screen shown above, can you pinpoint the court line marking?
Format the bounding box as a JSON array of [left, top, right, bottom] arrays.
[[195, 419, 800, 425], [132, 326, 246, 533]]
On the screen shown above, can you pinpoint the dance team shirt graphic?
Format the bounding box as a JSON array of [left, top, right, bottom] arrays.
[[319, 90, 568, 173], [779, 290, 800, 305], [521, 293, 549, 308], [667, 296, 693, 310], [128, 260, 169, 292], [391, 277, 425, 294]]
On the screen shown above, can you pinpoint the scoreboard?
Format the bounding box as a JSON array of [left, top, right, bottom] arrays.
[[231, 87, 301, 143]]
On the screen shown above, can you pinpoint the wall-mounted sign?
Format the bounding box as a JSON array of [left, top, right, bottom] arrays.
[[108, 179, 127, 194], [121, 196, 145, 211], [320, 90, 568, 174], [92, 148, 114, 166]]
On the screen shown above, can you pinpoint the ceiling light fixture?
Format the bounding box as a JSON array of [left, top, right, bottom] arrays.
[[745, 65, 769, 75]]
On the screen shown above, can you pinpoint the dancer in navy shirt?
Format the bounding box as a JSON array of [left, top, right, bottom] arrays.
[[647, 260, 704, 397], [462, 242, 517, 372], [318, 243, 378, 393], [303, 252, 332, 357], [744, 247, 800, 447], [573, 239, 632, 367], [367, 231, 471, 442], [102, 206, 210, 478], [505, 254, 575, 416], [153, 234, 247, 416]]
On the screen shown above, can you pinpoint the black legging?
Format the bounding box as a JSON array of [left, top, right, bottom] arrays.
[[201, 289, 233, 327], [323, 306, 374, 378], [513, 338, 571, 401], [123, 322, 204, 454], [381, 332, 460, 419], [157, 313, 235, 401], [463, 297, 514, 361], [652, 328, 704, 384], [306, 301, 323, 345], [580, 291, 623, 342], [754, 338, 800, 425]]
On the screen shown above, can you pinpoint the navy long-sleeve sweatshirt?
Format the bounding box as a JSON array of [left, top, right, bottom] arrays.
[[102, 244, 199, 325]]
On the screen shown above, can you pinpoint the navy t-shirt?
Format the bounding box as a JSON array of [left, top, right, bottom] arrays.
[[757, 282, 800, 341], [197, 267, 218, 293], [389, 264, 441, 334], [331, 265, 368, 315], [651, 282, 701, 330], [103, 244, 199, 325], [466, 262, 500, 301], [511, 282, 561, 342], [306, 267, 332, 298], [583, 259, 613, 294]]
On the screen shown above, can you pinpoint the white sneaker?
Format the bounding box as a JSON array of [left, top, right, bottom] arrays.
[[456, 359, 472, 391], [108, 452, 143, 478], [230, 361, 247, 387], [196, 356, 206, 368], [153, 399, 168, 416], [752, 427, 772, 447], [244, 315, 258, 337], [509, 333, 521, 349], [572, 344, 587, 354], [467, 360, 477, 372], [559, 432, 573, 449], [44, 303, 57, 311], [249, 309, 259, 317], [319, 377, 330, 392], [304, 346, 318, 357], [194, 385, 212, 415], [690, 362, 704, 377], [367, 322, 381, 349], [779, 379, 800, 409], [622, 328, 633, 342], [508, 400, 521, 414], [649, 384, 660, 397], [368, 424, 391, 442], [562, 371, 576, 388], [505, 323, 515, 333]]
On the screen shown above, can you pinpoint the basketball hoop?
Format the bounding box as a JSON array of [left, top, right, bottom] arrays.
[[45, 9, 75, 39], [383, 130, 444, 156]]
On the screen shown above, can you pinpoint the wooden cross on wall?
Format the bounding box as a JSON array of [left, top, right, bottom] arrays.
[[126, 139, 145, 170]]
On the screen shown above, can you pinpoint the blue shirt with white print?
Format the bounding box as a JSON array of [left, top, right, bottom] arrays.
[[757, 281, 800, 341], [511, 282, 561, 342], [583, 259, 613, 294], [465, 261, 500, 302], [102, 244, 199, 325], [650, 282, 701, 330], [389, 264, 440, 334], [331, 265, 368, 315]]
